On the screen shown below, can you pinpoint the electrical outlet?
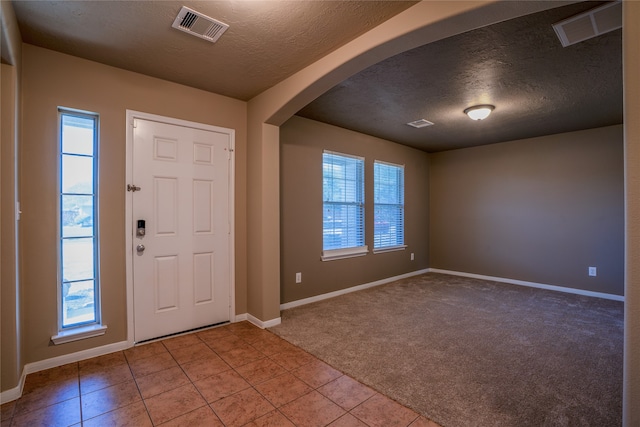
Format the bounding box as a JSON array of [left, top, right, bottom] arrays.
[[411, 253, 415, 261], [295, 272, 302, 283], [588, 267, 597, 277]]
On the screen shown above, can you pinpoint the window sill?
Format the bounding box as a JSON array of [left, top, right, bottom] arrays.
[[51, 324, 107, 345], [373, 245, 407, 254], [321, 246, 369, 261]]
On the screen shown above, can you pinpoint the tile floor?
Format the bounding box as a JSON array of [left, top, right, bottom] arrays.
[[1, 322, 442, 427]]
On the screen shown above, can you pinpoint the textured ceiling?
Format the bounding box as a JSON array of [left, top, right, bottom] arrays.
[[298, 1, 623, 152], [9, 1, 623, 152], [11, 0, 417, 101]]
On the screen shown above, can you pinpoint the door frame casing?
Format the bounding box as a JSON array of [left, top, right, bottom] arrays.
[[125, 110, 236, 346]]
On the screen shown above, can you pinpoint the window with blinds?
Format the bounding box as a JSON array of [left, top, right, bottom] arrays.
[[322, 151, 367, 260], [374, 161, 404, 250]]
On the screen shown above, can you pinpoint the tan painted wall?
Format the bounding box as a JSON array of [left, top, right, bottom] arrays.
[[245, 0, 562, 321], [623, 1, 640, 425], [430, 125, 624, 296], [280, 116, 429, 303], [1, 0, 23, 394], [1, 63, 21, 392], [19, 44, 247, 364]]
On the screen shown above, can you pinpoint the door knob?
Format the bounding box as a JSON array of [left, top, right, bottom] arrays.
[[136, 244, 145, 254]]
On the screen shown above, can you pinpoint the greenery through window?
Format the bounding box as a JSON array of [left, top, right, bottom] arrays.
[[374, 161, 404, 249], [323, 151, 365, 251], [59, 110, 100, 328]]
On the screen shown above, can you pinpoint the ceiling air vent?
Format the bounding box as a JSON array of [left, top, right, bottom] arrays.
[[552, 1, 621, 48], [407, 119, 434, 129], [172, 6, 229, 43]]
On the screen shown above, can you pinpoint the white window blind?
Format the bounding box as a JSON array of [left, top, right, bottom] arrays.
[[374, 161, 404, 249], [322, 151, 365, 252]]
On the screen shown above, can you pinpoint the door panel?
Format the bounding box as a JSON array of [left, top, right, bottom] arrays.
[[132, 118, 231, 342]]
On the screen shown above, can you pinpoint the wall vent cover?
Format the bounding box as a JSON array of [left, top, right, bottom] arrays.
[[552, 1, 621, 47], [407, 119, 434, 128], [172, 6, 229, 43]]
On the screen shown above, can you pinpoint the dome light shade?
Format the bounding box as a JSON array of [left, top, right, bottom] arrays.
[[464, 105, 495, 120]]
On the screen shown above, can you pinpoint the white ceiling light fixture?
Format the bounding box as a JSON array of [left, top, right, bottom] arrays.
[[464, 105, 495, 121], [172, 6, 229, 43]]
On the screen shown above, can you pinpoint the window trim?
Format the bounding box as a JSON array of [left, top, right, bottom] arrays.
[[322, 150, 367, 260], [321, 245, 369, 262], [54, 108, 105, 343], [372, 245, 407, 254], [373, 160, 405, 251]]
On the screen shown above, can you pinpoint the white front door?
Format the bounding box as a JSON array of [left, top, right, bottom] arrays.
[[132, 118, 231, 342]]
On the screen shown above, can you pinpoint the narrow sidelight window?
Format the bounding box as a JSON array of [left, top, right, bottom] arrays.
[[374, 161, 404, 249], [322, 151, 366, 259], [59, 109, 100, 329]]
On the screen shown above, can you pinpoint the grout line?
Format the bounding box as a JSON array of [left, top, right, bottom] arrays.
[[11, 322, 427, 427]]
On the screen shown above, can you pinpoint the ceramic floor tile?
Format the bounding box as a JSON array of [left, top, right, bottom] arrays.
[[317, 375, 376, 411], [218, 343, 265, 368], [82, 401, 152, 427], [244, 410, 296, 427], [254, 372, 314, 408], [127, 351, 178, 378], [211, 387, 275, 427], [0, 401, 15, 421], [81, 379, 141, 421], [205, 334, 246, 353], [292, 359, 343, 389], [328, 413, 369, 427], [181, 352, 232, 382], [144, 383, 207, 425], [10, 397, 80, 427], [14, 377, 79, 415], [269, 347, 316, 371], [225, 321, 258, 333], [79, 363, 133, 395], [279, 390, 346, 427], [135, 366, 190, 399], [196, 326, 234, 343], [124, 341, 168, 362], [22, 363, 78, 394], [231, 327, 276, 344], [409, 416, 443, 427], [251, 336, 298, 357], [194, 369, 251, 403], [168, 341, 216, 365], [78, 351, 127, 373], [235, 357, 287, 385], [5, 324, 429, 427], [161, 333, 203, 351], [350, 393, 419, 427], [156, 405, 224, 427]]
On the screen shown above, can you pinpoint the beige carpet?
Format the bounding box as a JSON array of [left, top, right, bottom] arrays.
[[269, 273, 623, 427]]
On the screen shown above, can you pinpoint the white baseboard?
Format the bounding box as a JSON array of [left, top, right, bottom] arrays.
[[429, 268, 625, 302], [280, 268, 430, 311], [0, 340, 130, 404], [234, 313, 248, 322], [235, 312, 281, 329], [247, 314, 281, 329], [0, 380, 24, 404]]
